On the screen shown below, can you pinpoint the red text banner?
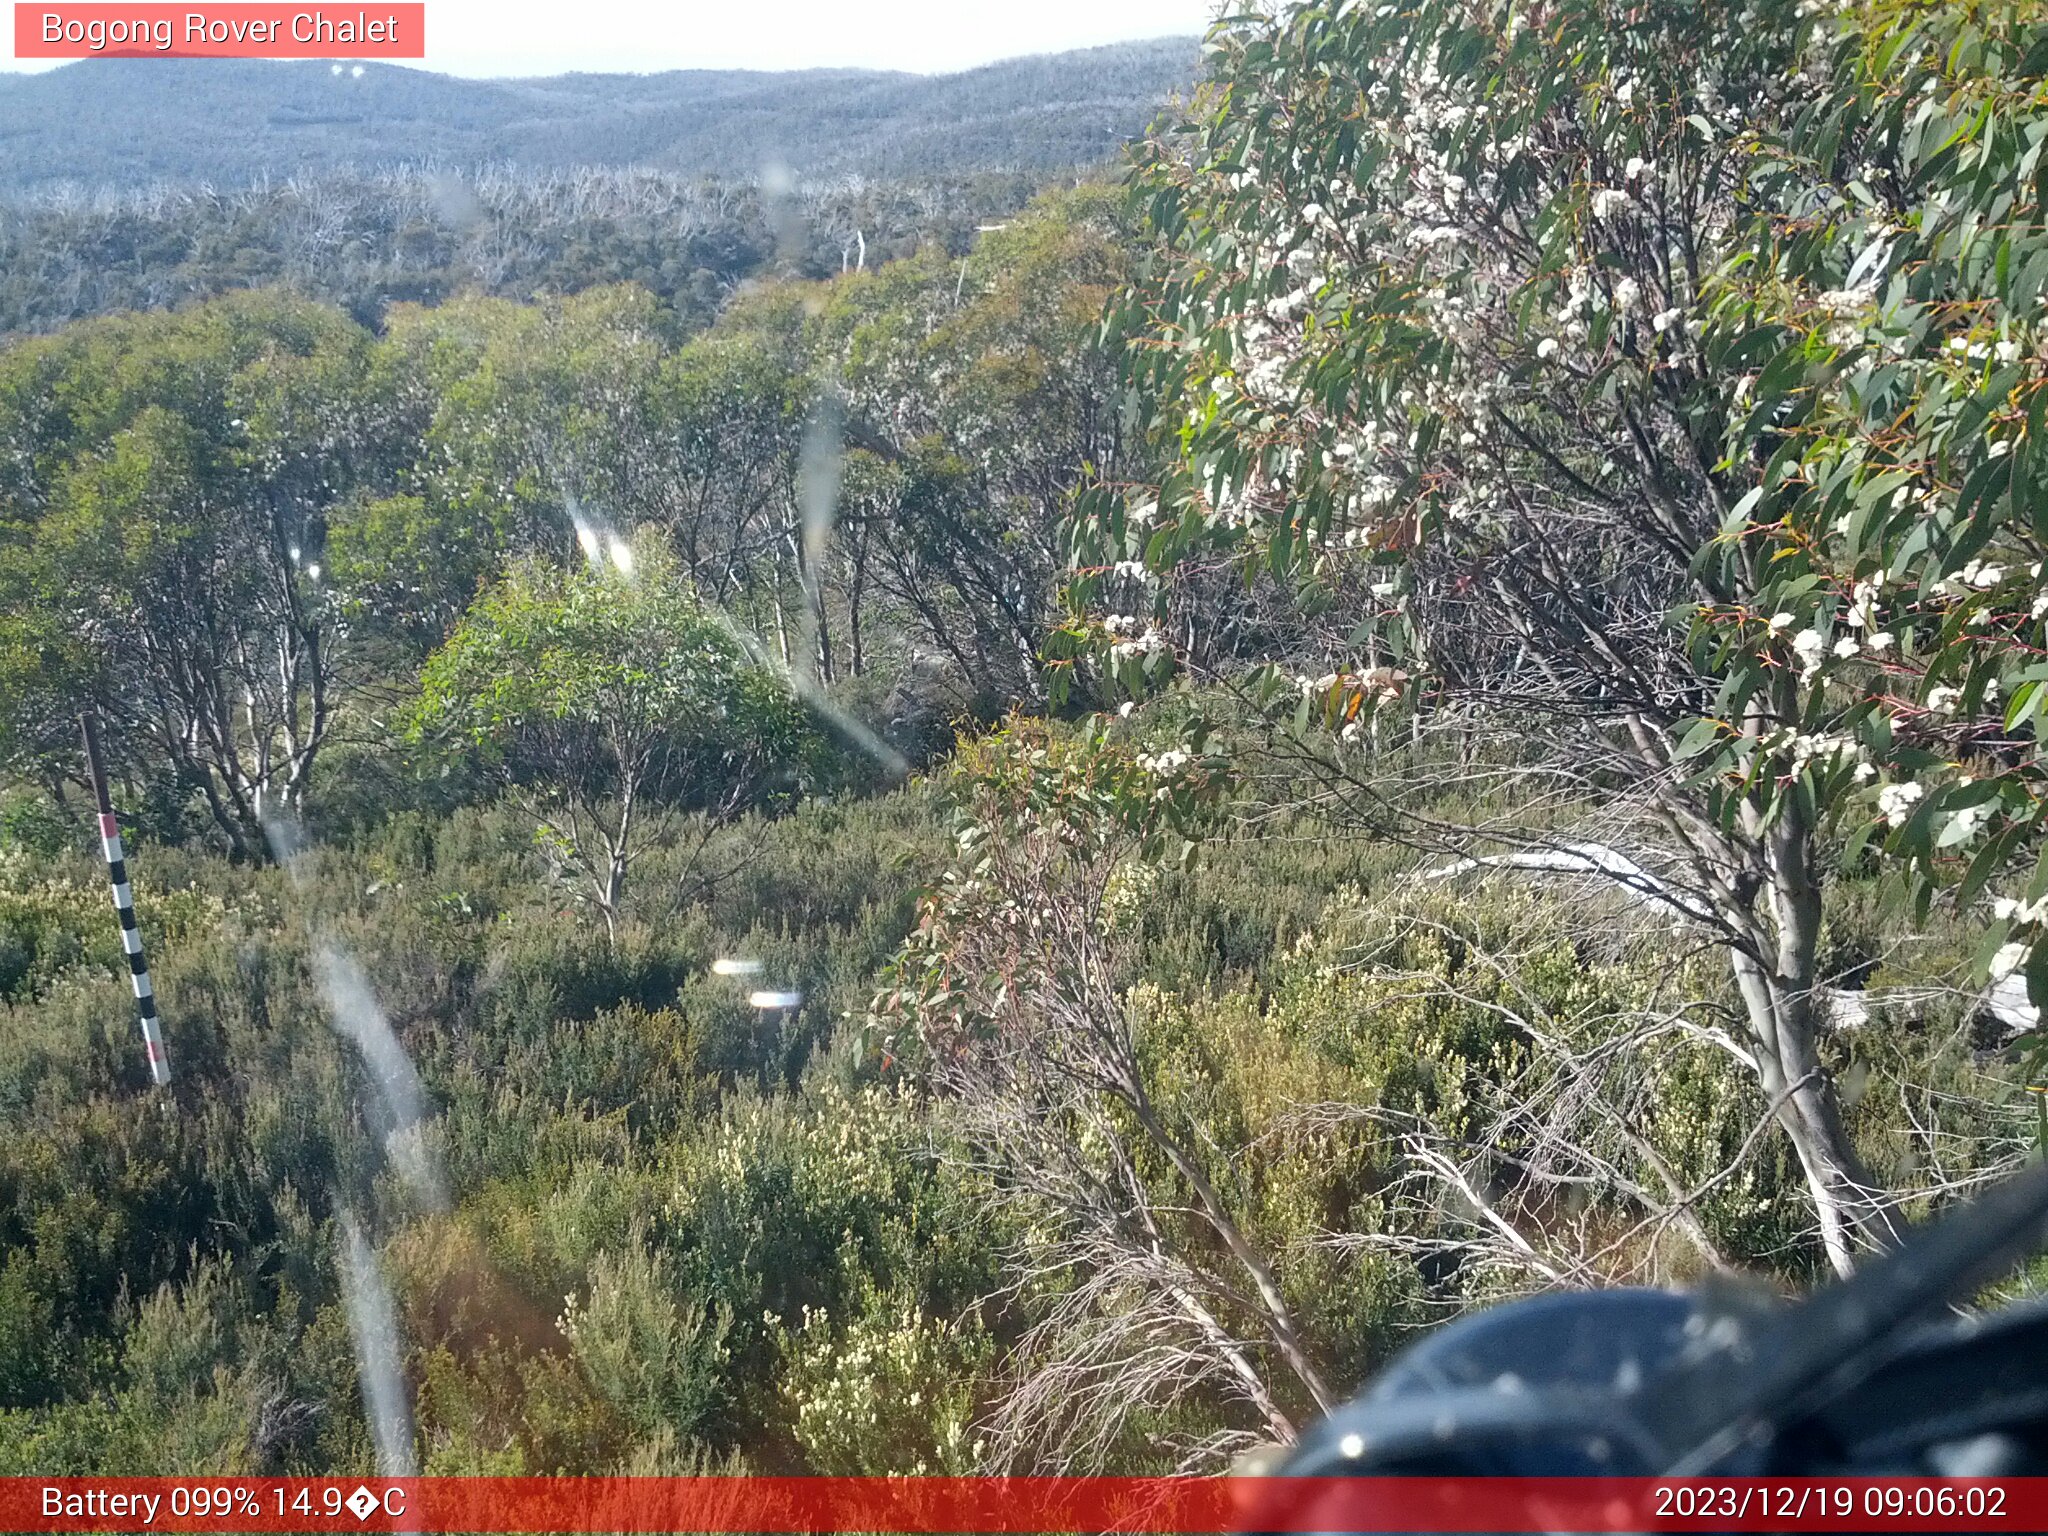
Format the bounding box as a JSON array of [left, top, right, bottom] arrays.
[[14, 5, 424, 58], [2, 1476, 2045, 1533]]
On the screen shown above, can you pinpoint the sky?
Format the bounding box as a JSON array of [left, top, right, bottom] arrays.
[[3, 1, 1224, 76]]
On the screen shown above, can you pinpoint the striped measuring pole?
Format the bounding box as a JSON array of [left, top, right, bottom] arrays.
[[81, 713, 171, 1086]]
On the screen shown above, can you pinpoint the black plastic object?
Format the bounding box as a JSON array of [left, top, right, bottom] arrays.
[[1257, 1156, 2048, 1512], [1280, 1289, 1696, 1479]]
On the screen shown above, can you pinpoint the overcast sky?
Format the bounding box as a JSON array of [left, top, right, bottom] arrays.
[[4, 1, 1222, 76]]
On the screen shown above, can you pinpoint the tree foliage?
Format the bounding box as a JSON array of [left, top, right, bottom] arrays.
[[1078, 0, 2048, 1276], [0, 291, 398, 855], [408, 542, 811, 941]]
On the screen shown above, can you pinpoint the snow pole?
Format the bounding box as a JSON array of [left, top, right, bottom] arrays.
[[80, 713, 171, 1086]]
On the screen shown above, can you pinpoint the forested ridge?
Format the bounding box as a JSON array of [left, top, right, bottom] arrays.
[[4, 0, 2048, 1481], [0, 42, 1197, 191], [0, 39, 1198, 339], [0, 165, 1056, 339]]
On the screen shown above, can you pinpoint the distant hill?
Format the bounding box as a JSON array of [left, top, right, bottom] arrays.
[[0, 40, 1199, 191]]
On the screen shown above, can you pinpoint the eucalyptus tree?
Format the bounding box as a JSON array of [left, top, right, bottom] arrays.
[[825, 189, 1135, 709], [1079, 0, 2048, 1276], [384, 286, 678, 555], [0, 292, 396, 855], [406, 539, 813, 945]]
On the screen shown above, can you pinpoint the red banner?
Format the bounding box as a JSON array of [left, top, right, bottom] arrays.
[[3, 1476, 2044, 1533], [14, 5, 425, 59]]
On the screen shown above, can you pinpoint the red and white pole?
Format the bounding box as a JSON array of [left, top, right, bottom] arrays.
[[80, 713, 171, 1086]]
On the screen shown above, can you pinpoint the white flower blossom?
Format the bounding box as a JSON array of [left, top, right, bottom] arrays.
[[1786, 731, 1860, 769], [1946, 803, 1992, 844], [1792, 628, 1827, 676], [1877, 781, 1923, 825], [1992, 895, 2048, 926], [1948, 558, 2005, 591], [1991, 940, 2031, 982]]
